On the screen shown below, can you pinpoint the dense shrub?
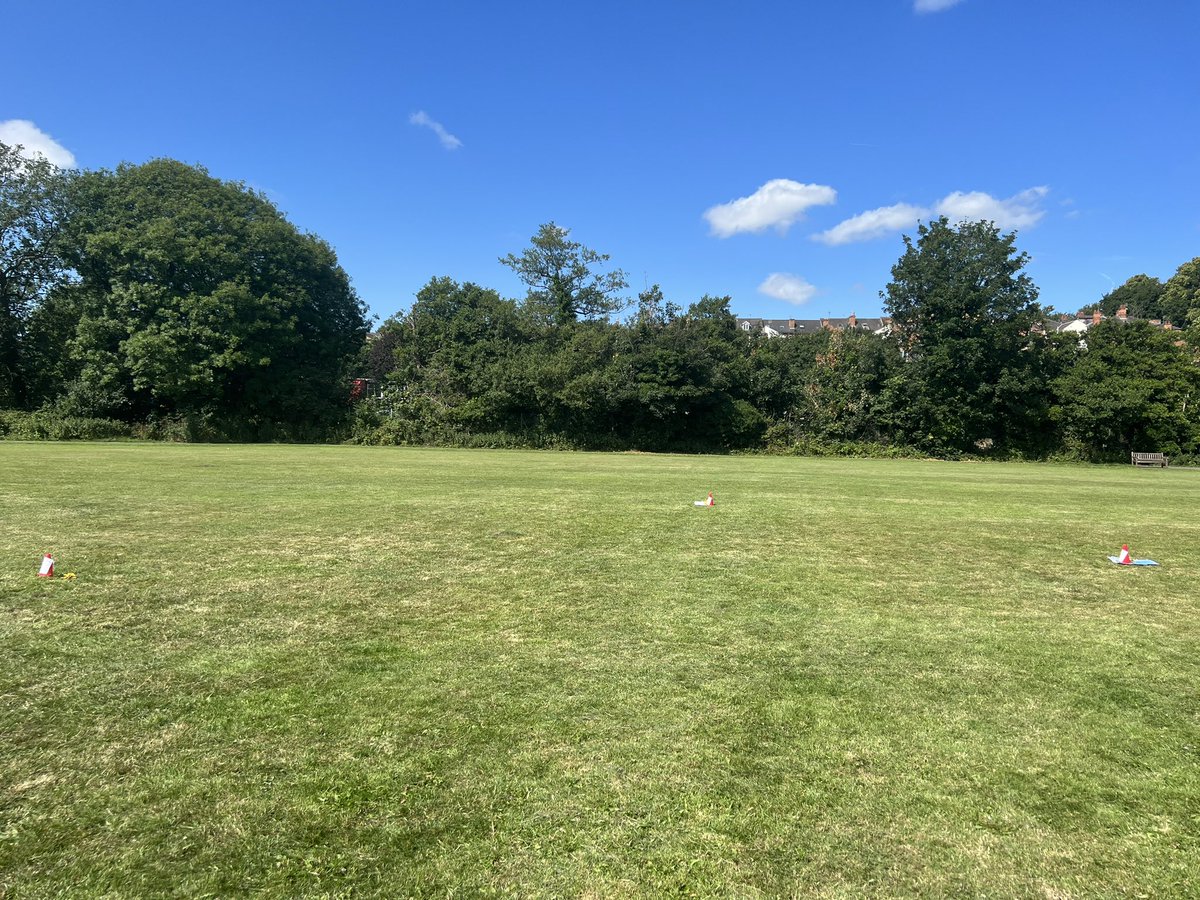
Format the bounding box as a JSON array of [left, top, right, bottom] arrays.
[[0, 409, 132, 440]]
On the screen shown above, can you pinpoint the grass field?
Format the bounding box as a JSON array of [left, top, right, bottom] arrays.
[[2, 443, 1198, 898]]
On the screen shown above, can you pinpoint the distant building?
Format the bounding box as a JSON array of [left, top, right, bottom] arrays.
[[1040, 305, 1175, 336], [737, 313, 892, 338]]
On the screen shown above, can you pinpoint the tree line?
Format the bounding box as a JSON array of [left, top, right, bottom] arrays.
[[1, 143, 368, 440], [4, 141, 1200, 459], [360, 221, 1200, 461]]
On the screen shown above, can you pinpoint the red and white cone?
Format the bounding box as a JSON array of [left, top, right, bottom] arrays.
[[37, 553, 55, 578], [706, 492, 715, 507], [1117, 545, 1132, 565]]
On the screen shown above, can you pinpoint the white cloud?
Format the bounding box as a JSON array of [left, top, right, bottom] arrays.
[[935, 186, 1049, 230], [813, 203, 929, 246], [814, 187, 1050, 245], [0, 120, 76, 168], [914, 0, 965, 12], [758, 273, 818, 305], [409, 111, 463, 150], [704, 179, 837, 237]]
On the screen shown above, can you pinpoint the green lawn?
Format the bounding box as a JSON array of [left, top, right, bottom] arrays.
[[1, 444, 1198, 898]]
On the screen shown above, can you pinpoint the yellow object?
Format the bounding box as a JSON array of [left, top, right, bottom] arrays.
[[62, 573, 76, 580]]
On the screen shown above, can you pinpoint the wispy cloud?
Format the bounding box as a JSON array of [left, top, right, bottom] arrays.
[[0, 120, 76, 168], [704, 179, 837, 237], [935, 187, 1049, 230], [813, 203, 929, 246], [409, 111, 463, 151], [758, 273, 818, 305], [914, 0, 965, 13], [815, 187, 1049, 245]]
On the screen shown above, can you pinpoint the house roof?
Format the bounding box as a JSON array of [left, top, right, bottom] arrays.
[[738, 316, 891, 336], [1048, 313, 1174, 333]]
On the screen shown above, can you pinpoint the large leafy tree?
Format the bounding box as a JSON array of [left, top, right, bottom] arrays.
[[749, 330, 899, 445], [380, 276, 530, 433], [1160, 257, 1200, 328], [604, 294, 760, 451], [0, 142, 70, 407], [801, 329, 904, 443], [882, 217, 1049, 452], [1094, 273, 1166, 319], [499, 222, 629, 326], [1051, 320, 1200, 459], [41, 159, 367, 435]]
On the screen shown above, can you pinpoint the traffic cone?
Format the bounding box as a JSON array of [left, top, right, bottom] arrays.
[[37, 553, 55, 578], [1117, 545, 1132, 565], [706, 492, 715, 507]]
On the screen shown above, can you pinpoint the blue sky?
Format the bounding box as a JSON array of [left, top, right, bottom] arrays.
[[5, 0, 1198, 323]]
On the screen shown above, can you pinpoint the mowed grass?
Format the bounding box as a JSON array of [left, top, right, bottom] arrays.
[[1, 444, 1198, 898]]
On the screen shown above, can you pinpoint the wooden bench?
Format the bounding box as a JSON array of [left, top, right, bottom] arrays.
[[1131, 452, 1168, 468]]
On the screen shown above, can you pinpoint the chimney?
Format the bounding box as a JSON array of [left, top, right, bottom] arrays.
[[821, 317, 830, 330], [1092, 309, 1102, 326], [848, 312, 857, 329], [1117, 304, 1128, 319], [788, 319, 797, 331]]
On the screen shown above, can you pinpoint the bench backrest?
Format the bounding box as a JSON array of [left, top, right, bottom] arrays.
[[1131, 452, 1167, 465]]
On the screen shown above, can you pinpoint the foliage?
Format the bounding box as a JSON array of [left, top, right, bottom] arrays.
[[882, 217, 1051, 453], [1051, 320, 1200, 460], [601, 294, 760, 451], [0, 408, 132, 440], [751, 329, 905, 446], [1159, 256, 1200, 328], [0, 142, 71, 408], [1093, 273, 1166, 319], [3, 147, 1198, 459], [361, 281, 764, 453], [35, 159, 368, 436], [371, 277, 534, 439], [500, 222, 629, 325]]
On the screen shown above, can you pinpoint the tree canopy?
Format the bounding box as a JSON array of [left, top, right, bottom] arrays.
[[882, 216, 1048, 452], [500, 223, 629, 326], [1095, 274, 1166, 319], [1160, 257, 1200, 328], [1051, 320, 1200, 460], [3, 147, 1200, 460], [0, 142, 70, 407], [35, 159, 368, 436]]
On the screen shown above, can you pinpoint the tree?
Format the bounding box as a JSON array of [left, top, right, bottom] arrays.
[[882, 217, 1048, 452], [1051, 320, 1200, 460], [800, 329, 904, 443], [43, 159, 368, 436], [605, 295, 760, 451], [1095, 273, 1166, 319], [380, 276, 530, 433], [1160, 257, 1200, 328], [499, 222, 629, 326], [0, 142, 70, 407]]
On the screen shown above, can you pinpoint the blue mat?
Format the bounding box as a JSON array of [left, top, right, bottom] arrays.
[[1107, 556, 1159, 566]]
